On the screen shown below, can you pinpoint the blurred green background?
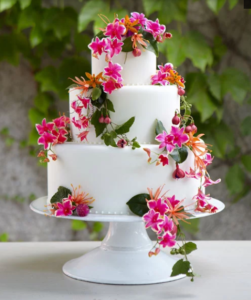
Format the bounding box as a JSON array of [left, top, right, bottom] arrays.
[[0, 0, 250, 242]]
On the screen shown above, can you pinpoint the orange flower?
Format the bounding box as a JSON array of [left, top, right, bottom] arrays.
[[165, 199, 192, 225], [120, 15, 139, 34], [165, 70, 184, 88], [85, 72, 104, 88], [69, 76, 89, 96], [69, 184, 95, 206], [131, 33, 147, 49], [147, 185, 168, 201]]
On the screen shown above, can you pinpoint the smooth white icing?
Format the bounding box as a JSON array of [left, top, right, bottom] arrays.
[[69, 85, 180, 144], [92, 50, 156, 85], [47, 144, 200, 215]]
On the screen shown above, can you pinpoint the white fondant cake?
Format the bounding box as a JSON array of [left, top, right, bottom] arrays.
[[48, 144, 199, 214]]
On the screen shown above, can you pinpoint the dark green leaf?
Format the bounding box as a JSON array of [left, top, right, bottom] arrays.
[[0, 127, 9, 135], [103, 132, 117, 147], [142, 31, 158, 56], [35, 66, 59, 94], [241, 155, 251, 173], [74, 33, 91, 53], [18, 0, 31, 10], [206, 73, 222, 100], [169, 146, 188, 163], [91, 109, 106, 137], [155, 119, 167, 136], [93, 222, 103, 232], [180, 242, 197, 255], [95, 31, 105, 39], [126, 193, 150, 216], [206, 0, 226, 14], [28, 108, 44, 126], [171, 259, 191, 277], [229, 0, 238, 9], [225, 164, 245, 195], [122, 37, 133, 52], [92, 87, 102, 100], [0, 34, 19, 65], [72, 220, 87, 231], [106, 99, 115, 112], [34, 92, 53, 114], [165, 30, 186, 67], [0, 0, 17, 12], [50, 186, 72, 204], [132, 141, 141, 149], [30, 25, 44, 47], [91, 89, 107, 108], [180, 219, 200, 234], [115, 117, 135, 135], [241, 116, 251, 136]]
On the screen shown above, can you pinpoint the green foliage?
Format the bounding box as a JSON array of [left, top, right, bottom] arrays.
[[241, 155, 251, 173], [126, 193, 150, 216], [93, 222, 103, 232], [91, 109, 106, 137], [171, 259, 191, 277], [169, 146, 189, 164], [71, 220, 87, 231], [155, 120, 167, 136], [115, 117, 135, 135], [50, 186, 72, 204], [241, 117, 251, 136], [0, 233, 8, 242], [180, 218, 200, 234], [180, 242, 197, 255], [225, 164, 245, 195]]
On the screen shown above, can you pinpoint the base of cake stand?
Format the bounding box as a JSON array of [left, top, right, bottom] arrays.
[[63, 222, 185, 284]]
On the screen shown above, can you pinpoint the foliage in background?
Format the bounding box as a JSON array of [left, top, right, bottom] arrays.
[[0, 0, 251, 237]]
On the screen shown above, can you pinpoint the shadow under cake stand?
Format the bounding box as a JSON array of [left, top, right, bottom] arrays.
[[30, 197, 224, 285]]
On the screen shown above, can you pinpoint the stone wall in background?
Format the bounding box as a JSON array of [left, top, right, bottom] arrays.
[[0, 0, 250, 242]]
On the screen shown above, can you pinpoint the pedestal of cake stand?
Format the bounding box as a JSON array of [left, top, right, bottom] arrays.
[[63, 221, 185, 284]]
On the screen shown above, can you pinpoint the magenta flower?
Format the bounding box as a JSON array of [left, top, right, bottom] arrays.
[[77, 95, 90, 109], [88, 37, 106, 55], [36, 118, 54, 135], [147, 198, 169, 216], [151, 70, 168, 86], [145, 19, 166, 38], [77, 130, 89, 142], [158, 232, 176, 248], [131, 12, 147, 26], [38, 132, 56, 150], [193, 188, 211, 203], [71, 100, 82, 115], [53, 116, 67, 128], [143, 209, 163, 232], [170, 126, 189, 147], [185, 168, 202, 179], [105, 38, 123, 58], [203, 177, 221, 187], [203, 153, 214, 166], [52, 128, 68, 144], [102, 78, 116, 94], [105, 21, 125, 40], [104, 61, 122, 80], [114, 76, 123, 89], [155, 131, 175, 153], [158, 215, 177, 235], [55, 199, 76, 217], [159, 154, 169, 166], [80, 116, 89, 128], [72, 117, 82, 130], [158, 63, 173, 74], [165, 195, 180, 208]]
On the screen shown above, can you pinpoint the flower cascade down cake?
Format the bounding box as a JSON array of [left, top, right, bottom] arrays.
[[35, 12, 221, 280]]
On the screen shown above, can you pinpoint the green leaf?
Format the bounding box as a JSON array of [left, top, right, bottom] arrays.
[[225, 164, 245, 195], [28, 128, 39, 146], [206, 0, 226, 14], [78, 0, 108, 32], [241, 155, 251, 173], [5, 137, 15, 147], [155, 120, 167, 136], [0, 233, 8, 242], [206, 73, 222, 101], [92, 87, 102, 100], [171, 259, 191, 277], [115, 117, 135, 135], [72, 220, 87, 231], [241, 116, 251, 136], [18, 0, 31, 10], [132, 141, 141, 149], [212, 36, 227, 62], [142, 31, 159, 56], [0, 127, 9, 136], [93, 222, 103, 232], [103, 132, 117, 147], [169, 146, 189, 163], [74, 33, 91, 53], [35, 66, 59, 93], [34, 92, 54, 114], [91, 109, 106, 137], [126, 193, 150, 216], [142, 0, 161, 15], [30, 25, 44, 48], [228, 0, 238, 9], [0, 34, 19, 65], [28, 108, 44, 126], [50, 186, 72, 204], [165, 30, 186, 67], [122, 37, 134, 52], [106, 99, 115, 112], [180, 219, 200, 234], [0, 0, 17, 12], [180, 242, 197, 255], [18, 5, 42, 30]]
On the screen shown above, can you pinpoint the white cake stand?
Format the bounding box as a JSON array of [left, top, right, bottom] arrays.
[[30, 196, 224, 285]]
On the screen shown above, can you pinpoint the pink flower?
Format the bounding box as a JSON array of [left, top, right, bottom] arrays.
[[104, 61, 122, 80], [159, 154, 169, 166], [203, 153, 214, 166], [55, 199, 76, 217], [203, 177, 221, 187], [193, 188, 211, 208], [131, 12, 147, 26], [151, 70, 168, 86], [38, 132, 57, 150], [158, 232, 176, 248], [145, 19, 166, 38], [71, 100, 82, 115], [117, 139, 127, 148], [36, 118, 54, 135], [147, 198, 169, 216], [80, 116, 89, 128], [49, 154, 57, 161], [88, 37, 106, 55], [102, 78, 116, 94], [165, 195, 180, 208], [77, 95, 90, 109], [143, 209, 163, 232], [72, 117, 82, 130], [114, 76, 123, 89], [105, 21, 126, 40], [105, 38, 123, 58], [52, 128, 68, 144], [155, 131, 175, 153], [185, 168, 202, 179], [77, 130, 89, 142], [158, 215, 177, 235], [158, 63, 173, 74], [53, 116, 69, 128], [170, 126, 189, 147]]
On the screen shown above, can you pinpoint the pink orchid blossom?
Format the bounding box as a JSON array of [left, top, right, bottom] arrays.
[[105, 21, 126, 40], [158, 215, 177, 235], [151, 70, 168, 86], [165, 195, 180, 208], [72, 117, 82, 130], [145, 19, 166, 38], [38, 132, 57, 150], [155, 131, 175, 153], [147, 198, 169, 216], [143, 209, 163, 232], [159, 154, 169, 166], [158, 232, 176, 248], [52, 128, 68, 144], [53, 116, 67, 128], [55, 199, 76, 217], [77, 130, 89, 142], [170, 126, 189, 147], [203, 177, 221, 187], [71, 100, 82, 115], [114, 76, 123, 89], [77, 95, 90, 109], [158, 63, 173, 74], [104, 61, 122, 80], [36, 118, 54, 135], [102, 78, 116, 94], [105, 38, 124, 58], [185, 168, 202, 179], [88, 37, 106, 55], [131, 12, 147, 26], [193, 188, 211, 207], [203, 153, 214, 166]]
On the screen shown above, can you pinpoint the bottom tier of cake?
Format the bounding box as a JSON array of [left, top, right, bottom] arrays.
[[47, 144, 201, 215]]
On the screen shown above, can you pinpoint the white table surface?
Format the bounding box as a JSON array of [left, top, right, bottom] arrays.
[[0, 241, 250, 300]]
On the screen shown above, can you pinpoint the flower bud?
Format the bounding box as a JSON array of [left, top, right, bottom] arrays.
[[104, 116, 111, 124], [43, 158, 50, 163], [76, 204, 90, 217], [164, 32, 172, 39], [132, 47, 141, 57], [117, 139, 127, 148], [191, 123, 197, 133], [178, 88, 185, 96], [99, 115, 105, 123], [173, 163, 185, 179], [172, 113, 180, 125], [155, 248, 160, 255], [185, 125, 192, 133], [49, 154, 57, 161], [37, 150, 46, 157]]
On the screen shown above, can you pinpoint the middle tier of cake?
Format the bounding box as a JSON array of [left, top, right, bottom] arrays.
[[47, 144, 200, 215]]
